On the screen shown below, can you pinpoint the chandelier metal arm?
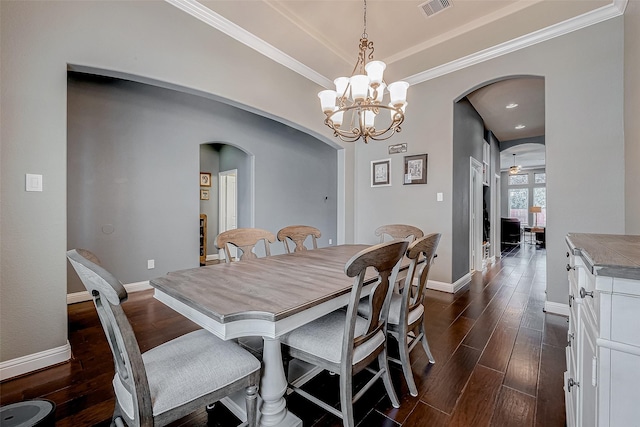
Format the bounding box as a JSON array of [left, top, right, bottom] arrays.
[[323, 103, 405, 144]]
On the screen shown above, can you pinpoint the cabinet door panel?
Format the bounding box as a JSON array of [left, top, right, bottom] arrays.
[[578, 314, 597, 427], [564, 371, 577, 427], [610, 349, 640, 427]]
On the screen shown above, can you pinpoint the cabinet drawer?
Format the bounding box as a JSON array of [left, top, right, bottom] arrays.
[[575, 258, 600, 329]]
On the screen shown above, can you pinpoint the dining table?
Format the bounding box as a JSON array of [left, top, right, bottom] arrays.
[[150, 244, 408, 427]]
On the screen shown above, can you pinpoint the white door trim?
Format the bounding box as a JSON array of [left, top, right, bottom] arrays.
[[470, 157, 483, 272]]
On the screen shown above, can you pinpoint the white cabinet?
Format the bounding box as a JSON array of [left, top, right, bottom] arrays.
[[564, 234, 640, 427]]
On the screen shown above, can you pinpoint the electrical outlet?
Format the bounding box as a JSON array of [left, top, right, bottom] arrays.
[[329, 238, 333, 245], [147, 259, 155, 269]]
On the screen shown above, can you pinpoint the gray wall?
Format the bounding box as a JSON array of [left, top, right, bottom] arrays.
[[451, 98, 485, 282], [625, 1, 640, 235], [67, 73, 337, 293]]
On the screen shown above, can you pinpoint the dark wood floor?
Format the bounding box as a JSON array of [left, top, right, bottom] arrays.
[[0, 244, 567, 426]]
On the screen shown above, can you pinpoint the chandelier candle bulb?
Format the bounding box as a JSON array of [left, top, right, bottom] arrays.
[[365, 60, 386, 85], [334, 77, 350, 99], [350, 75, 370, 102], [318, 90, 337, 113], [388, 81, 410, 107], [364, 109, 376, 129]]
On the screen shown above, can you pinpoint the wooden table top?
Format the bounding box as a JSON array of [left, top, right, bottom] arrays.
[[150, 244, 375, 324]]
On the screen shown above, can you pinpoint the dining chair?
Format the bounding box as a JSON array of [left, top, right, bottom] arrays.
[[276, 225, 321, 253], [215, 227, 276, 263], [375, 224, 424, 243], [280, 239, 409, 427], [66, 249, 261, 427], [359, 233, 441, 396]]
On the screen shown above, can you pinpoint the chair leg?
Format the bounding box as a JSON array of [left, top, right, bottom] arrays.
[[111, 406, 126, 427], [419, 324, 435, 364], [339, 373, 355, 427], [245, 385, 259, 427], [378, 351, 400, 408], [398, 333, 419, 397]]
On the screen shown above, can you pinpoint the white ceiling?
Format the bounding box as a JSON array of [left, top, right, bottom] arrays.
[[169, 0, 624, 170]]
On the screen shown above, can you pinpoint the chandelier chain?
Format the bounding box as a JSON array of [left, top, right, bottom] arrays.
[[362, 0, 368, 39]]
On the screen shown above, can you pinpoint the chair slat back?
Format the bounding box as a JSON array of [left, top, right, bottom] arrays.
[[277, 225, 321, 253], [402, 233, 441, 316], [375, 224, 424, 243], [343, 240, 409, 361], [66, 249, 153, 425], [215, 228, 276, 263]]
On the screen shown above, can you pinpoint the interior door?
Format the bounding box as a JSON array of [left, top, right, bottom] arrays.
[[219, 169, 238, 260]]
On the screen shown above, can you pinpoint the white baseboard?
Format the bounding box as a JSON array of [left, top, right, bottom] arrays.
[[205, 254, 219, 261], [67, 280, 152, 304], [427, 273, 471, 294], [545, 300, 570, 317], [0, 341, 71, 381]]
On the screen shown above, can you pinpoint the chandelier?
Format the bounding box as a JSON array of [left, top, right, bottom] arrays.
[[317, 0, 409, 144], [509, 153, 521, 175]]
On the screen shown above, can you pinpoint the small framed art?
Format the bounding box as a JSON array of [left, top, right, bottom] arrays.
[[371, 158, 391, 187], [200, 172, 212, 187], [200, 188, 210, 200], [403, 154, 427, 185]]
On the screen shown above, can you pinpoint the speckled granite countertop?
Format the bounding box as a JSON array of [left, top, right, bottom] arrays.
[[566, 233, 640, 280]]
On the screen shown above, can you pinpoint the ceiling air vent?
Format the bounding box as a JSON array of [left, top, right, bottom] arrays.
[[418, 0, 452, 18]]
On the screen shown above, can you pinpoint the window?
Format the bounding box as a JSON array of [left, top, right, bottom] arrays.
[[509, 188, 529, 225], [509, 174, 528, 185], [533, 187, 547, 226], [535, 173, 546, 184]]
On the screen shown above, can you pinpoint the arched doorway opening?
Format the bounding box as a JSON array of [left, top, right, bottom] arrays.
[[452, 75, 545, 277]]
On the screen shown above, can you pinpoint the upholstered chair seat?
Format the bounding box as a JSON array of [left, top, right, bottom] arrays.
[[113, 329, 261, 419], [281, 311, 384, 365]]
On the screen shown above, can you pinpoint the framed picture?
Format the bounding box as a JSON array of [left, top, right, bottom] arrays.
[[403, 154, 427, 185], [200, 172, 212, 187], [200, 188, 210, 200], [371, 158, 391, 187]]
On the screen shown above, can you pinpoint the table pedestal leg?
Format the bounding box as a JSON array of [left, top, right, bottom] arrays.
[[259, 337, 302, 427]]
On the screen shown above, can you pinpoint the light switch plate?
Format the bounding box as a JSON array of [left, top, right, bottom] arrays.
[[26, 174, 43, 192], [437, 192, 444, 202]]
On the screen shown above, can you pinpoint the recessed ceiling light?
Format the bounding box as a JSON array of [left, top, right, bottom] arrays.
[[506, 103, 518, 109], [515, 124, 526, 129]]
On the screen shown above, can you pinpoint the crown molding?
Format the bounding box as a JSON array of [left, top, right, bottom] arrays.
[[165, 0, 332, 88], [166, 0, 627, 89], [404, 0, 628, 85]]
